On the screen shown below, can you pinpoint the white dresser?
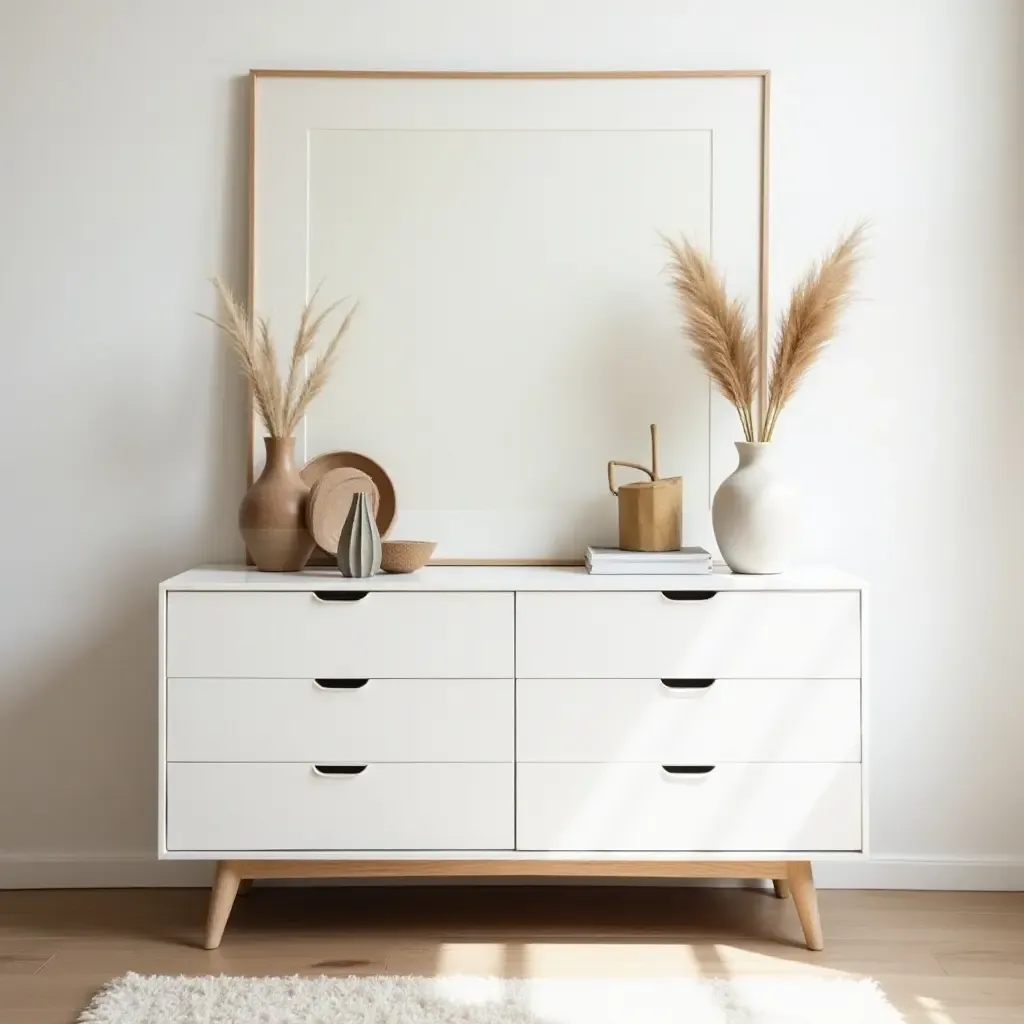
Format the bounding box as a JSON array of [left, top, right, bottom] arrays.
[[159, 565, 866, 949]]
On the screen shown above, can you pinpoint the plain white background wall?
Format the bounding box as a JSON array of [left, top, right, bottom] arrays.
[[0, 0, 1021, 886]]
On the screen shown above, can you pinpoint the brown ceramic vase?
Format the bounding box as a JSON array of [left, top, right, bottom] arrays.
[[239, 437, 315, 572]]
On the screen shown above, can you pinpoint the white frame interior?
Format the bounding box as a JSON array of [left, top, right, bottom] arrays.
[[249, 71, 769, 563]]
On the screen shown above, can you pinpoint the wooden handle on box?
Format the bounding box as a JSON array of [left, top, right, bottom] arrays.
[[607, 424, 662, 494], [607, 460, 654, 496]]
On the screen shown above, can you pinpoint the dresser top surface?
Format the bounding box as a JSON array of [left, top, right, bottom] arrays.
[[161, 564, 864, 592]]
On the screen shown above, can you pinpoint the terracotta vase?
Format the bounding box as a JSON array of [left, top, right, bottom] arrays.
[[239, 437, 315, 572]]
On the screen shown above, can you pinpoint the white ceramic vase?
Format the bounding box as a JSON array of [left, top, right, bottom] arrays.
[[712, 442, 799, 574]]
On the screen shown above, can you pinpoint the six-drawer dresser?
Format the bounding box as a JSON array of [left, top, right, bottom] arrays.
[[159, 565, 867, 949]]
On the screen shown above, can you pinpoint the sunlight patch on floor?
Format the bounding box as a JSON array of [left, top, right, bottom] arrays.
[[435, 940, 863, 982], [915, 994, 956, 1024], [712, 943, 852, 979], [436, 943, 507, 977]]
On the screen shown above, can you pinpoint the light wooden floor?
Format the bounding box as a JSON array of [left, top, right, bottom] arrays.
[[1, 885, 1023, 1023]]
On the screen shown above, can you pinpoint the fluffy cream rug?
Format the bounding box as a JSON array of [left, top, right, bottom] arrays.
[[78, 973, 904, 1023]]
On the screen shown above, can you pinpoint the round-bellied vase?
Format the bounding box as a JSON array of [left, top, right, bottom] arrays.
[[239, 437, 315, 572], [712, 441, 799, 574]]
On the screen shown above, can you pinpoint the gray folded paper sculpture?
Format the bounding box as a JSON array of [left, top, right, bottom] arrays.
[[336, 491, 382, 578]]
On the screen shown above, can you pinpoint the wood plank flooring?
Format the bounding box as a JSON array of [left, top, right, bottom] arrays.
[[0, 885, 1022, 1022]]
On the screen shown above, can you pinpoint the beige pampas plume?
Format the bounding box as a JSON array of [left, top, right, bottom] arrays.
[[664, 223, 866, 441], [762, 223, 867, 440], [200, 279, 357, 438], [664, 235, 758, 441], [283, 299, 358, 437]]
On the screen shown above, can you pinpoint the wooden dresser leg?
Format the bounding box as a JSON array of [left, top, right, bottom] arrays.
[[788, 861, 823, 951], [772, 878, 790, 899], [205, 861, 241, 950]]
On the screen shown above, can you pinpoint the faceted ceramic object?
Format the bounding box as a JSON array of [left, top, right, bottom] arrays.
[[336, 491, 382, 578]]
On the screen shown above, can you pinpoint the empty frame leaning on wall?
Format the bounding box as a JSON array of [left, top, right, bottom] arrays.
[[249, 70, 770, 564]]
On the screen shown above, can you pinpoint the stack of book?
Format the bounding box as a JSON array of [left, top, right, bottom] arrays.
[[585, 546, 713, 575]]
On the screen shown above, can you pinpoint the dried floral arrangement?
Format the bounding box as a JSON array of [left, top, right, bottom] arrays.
[[202, 278, 357, 438], [665, 224, 866, 442]]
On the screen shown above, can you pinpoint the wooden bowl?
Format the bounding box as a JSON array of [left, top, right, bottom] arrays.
[[381, 540, 436, 574]]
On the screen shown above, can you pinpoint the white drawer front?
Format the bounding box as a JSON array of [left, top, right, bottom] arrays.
[[516, 762, 861, 852], [167, 677, 513, 762], [517, 678, 860, 763], [166, 762, 513, 851], [515, 591, 860, 678], [166, 591, 513, 678]]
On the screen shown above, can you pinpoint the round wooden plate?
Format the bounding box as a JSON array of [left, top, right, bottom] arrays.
[[301, 450, 397, 549], [306, 468, 380, 556]]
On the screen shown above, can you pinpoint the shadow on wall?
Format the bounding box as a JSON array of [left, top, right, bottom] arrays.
[[0, 76, 251, 871]]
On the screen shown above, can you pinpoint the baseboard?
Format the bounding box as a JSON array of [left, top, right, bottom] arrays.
[[813, 856, 1024, 891], [2, 855, 1022, 890], [0, 854, 213, 889]]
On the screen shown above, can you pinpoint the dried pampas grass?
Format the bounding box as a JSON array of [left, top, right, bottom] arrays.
[[202, 279, 357, 438], [665, 224, 865, 441], [763, 223, 866, 440], [664, 236, 758, 441]]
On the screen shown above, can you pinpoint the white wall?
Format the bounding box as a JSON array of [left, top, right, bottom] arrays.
[[0, 0, 1021, 887]]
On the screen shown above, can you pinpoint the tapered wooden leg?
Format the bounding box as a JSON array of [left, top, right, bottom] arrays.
[[788, 861, 823, 950], [204, 861, 241, 950], [772, 878, 790, 899]]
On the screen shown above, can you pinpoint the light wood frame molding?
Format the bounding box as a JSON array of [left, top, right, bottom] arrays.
[[204, 856, 819, 951], [245, 69, 771, 566]]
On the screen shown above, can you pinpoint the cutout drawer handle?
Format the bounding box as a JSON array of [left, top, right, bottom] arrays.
[[313, 679, 369, 690], [662, 591, 716, 601], [661, 678, 715, 689], [312, 765, 368, 777], [662, 765, 716, 775], [313, 591, 369, 602]]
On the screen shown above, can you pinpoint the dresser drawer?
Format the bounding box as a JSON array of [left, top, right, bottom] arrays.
[[517, 678, 860, 763], [167, 677, 513, 762], [515, 591, 859, 678], [166, 591, 513, 678], [166, 762, 513, 851], [517, 762, 861, 852]]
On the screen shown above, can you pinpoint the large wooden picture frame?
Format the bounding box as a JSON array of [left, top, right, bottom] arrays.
[[249, 70, 770, 564]]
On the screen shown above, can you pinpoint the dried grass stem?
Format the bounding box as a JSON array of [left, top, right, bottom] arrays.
[[201, 279, 357, 438], [664, 236, 758, 441], [762, 224, 866, 440], [665, 224, 865, 442]]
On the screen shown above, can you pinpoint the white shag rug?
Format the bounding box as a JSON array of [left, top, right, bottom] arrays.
[[78, 973, 906, 1024]]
